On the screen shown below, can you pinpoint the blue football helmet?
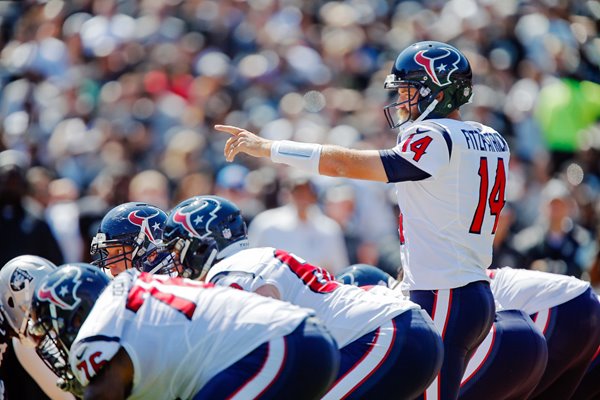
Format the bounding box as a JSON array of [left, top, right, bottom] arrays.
[[161, 195, 249, 280], [336, 264, 397, 288], [90, 202, 167, 273], [29, 263, 110, 397], [383, 41, 473, 128]]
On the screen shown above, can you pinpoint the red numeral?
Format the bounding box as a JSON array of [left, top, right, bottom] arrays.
[[488, 158, 506, 233], [469, 157, 506, 234], [274, 250, 340, 293], [470, 158, 489, 234], [410, 136, 433, 162], [76, 351, 107, 382], [401, 134, 415, 152], [126, 273, 209, 319], [402, 135, 433, 162]]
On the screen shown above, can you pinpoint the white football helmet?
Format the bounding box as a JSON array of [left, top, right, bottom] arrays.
[[0, 255, 57, 338]]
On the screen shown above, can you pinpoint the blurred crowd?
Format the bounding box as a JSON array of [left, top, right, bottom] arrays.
[[0, 0, 599, 285]]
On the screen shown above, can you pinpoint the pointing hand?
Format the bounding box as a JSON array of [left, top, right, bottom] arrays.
[[214, 125, 272, 162]]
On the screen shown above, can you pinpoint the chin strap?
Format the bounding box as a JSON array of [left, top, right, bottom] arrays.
[[414, 99, 439, 122], [196, 248, 218, 280], [146, 251, 175, 275]]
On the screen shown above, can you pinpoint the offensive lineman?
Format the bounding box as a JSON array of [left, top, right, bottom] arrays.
[[161, 195, 443, 400], [29, 263, 340, 400], [215, 40, 509, 399], [488, 267, 600, 399], [336, 264, 549, 400]]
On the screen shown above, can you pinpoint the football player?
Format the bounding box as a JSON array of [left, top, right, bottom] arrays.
[[337, 264, 549, 400], [216, 40, 508, 399], [90, 202, 167, 277], [29, 263, 340, 400], [160, 195, 443, 399], [488, 267, 600, 399], [0, 255, 75, 400], [458, 305, 548, 400]]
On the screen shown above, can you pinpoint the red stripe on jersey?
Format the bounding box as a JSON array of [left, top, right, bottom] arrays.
[[398, 213, 405, 245], [274, 250, 340, 293], [126, 273, 204, 319]]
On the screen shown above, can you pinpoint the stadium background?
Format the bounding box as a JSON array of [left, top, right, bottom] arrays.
[[0, 0, 599, 286]]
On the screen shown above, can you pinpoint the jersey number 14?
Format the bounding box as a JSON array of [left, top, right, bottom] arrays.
[[469, 157, 506, 235]]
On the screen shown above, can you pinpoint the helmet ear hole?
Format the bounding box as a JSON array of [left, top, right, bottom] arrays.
[[7, 297, 14, 308]]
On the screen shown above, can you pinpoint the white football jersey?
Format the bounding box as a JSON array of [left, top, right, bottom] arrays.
[[388, 119, 510, 291], [206, 247, 419, 347], [488, 267, 590, 315], [69, 270, 311, 400]]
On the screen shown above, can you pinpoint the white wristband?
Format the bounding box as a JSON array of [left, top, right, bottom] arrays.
[[270, 140, 322, 174]]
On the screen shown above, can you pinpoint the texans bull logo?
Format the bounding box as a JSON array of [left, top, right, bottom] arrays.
[[37, 267, 82, 310], [171, 198, 221, 239], [414, 47, 461, 87], [128, 210, 160, 242], [10, 267, 34, 292]]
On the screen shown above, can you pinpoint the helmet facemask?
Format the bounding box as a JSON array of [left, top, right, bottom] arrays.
[[28, 307, 86, 397], [90, 230, 156, 274], [383, 78, 437, 128]]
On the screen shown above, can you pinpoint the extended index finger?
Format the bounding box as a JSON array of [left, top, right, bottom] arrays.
[[214, 125, 246, 136]]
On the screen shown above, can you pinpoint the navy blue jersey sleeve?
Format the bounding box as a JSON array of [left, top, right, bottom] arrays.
[[379, 149, 431, 182]]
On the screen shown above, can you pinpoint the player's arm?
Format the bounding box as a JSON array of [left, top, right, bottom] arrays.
[[215, 125, 389, 182], [13, 338, 75, 400], [320, 146, 388, 181], [209, 270, 282, 299], [84, 348, 133, 400], [255, 284, 282, 300]]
